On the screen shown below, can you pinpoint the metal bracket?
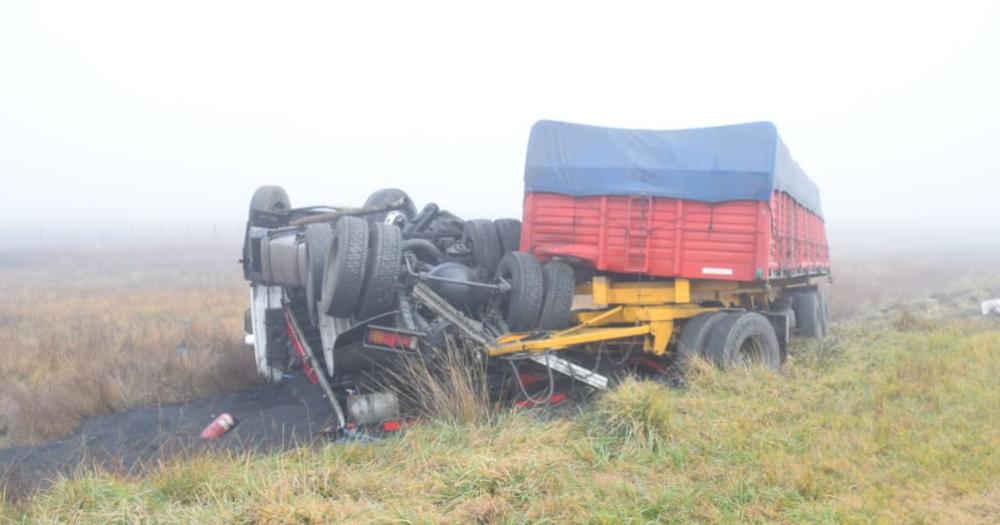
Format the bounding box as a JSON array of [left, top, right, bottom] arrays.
[[411, 281, 489, 345], [250, 284, 285, 382], [318, 313, 353, 377], [285, 304, 347, 429], [528, 353, 609, 391]]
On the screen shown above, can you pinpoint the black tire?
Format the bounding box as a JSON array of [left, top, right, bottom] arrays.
[[321, 217, 369, 317], [494, 252, 544, 331], [244, 308, 253, 334], [304, 223, 334, 326], [401, 238, 444, 265], [705, 312, 781, 370], [249, 185, 290, 220], [494, 218, 522, 254], [538, 261, 575, 330], [356, 223, 403, 320], [364, 188, 417, 223], [793, 291, 824, 338], [463, 219, 503, 274], [675, 312, 727, 372], [244, 186, 291, 271]]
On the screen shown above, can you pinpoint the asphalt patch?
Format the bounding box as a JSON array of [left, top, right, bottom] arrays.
[[0, 375, 336, 498]]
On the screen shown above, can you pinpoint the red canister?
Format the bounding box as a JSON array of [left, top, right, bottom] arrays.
[[200, 413, 238, 439]]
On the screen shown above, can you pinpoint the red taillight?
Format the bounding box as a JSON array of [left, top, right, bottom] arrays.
[[366, 328, 418, 350]]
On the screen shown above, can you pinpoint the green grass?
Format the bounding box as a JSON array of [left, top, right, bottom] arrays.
[[4, 316, 1000, 524]]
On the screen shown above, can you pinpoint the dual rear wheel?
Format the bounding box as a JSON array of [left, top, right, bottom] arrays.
[[493, 252, 575, 332], [463, 218, 524, 274], [677, 311, 781, 372], [677, 289, 830, 372], [317, 217, 403, 320]]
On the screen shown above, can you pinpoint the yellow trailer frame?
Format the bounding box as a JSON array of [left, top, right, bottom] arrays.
[[486, 276, 771, 357]]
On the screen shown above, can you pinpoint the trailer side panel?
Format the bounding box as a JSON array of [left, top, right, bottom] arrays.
[[522, 191, 829, 282]]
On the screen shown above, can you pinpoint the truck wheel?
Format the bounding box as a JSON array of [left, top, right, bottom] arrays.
[[792, 291, 824, 338], [304, 223, 334, 326], [675, 312, 726, 373], [321, 217, 369, 317], [494, 218, 522, 254], [401, 238, 444, 265], [538, 261, 575, 329], [494, 252, 544, 331], [356, 223, 403, 320], [249, 186, 290, 222], [463, 219, 503, 274], [364, 188, 417, 223], [705, 312, 781, 370]]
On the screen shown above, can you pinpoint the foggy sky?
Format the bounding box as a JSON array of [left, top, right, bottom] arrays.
[[1, 1, 998, 248]]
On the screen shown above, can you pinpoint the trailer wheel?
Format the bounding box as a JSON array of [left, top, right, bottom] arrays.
[[321, 217, 369, 317], [675, 312, 726, 373], [364, 188, 417, 223], [356, 223, 403, 320], [463, 219, 503, 274], [494, 252, 544, 331], [494, 218, 522, 254], [304, 223, 334, 326], [538, 261, 575, 329], [705, 312, 781, 370], [792, 291, 825, 338]]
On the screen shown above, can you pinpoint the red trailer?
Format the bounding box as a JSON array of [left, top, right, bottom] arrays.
[[522, 190, 830, 283], [520, 120, 830, 284], [487, 120, 831, 368]]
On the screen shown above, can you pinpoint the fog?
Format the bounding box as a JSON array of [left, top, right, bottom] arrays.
[[1, 1, 998, 249]]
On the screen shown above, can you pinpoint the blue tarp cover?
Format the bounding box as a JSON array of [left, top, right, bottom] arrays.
[[524, 120, 822, 217]]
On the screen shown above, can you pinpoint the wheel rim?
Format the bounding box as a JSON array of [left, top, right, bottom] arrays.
[[466, 237, 475, 257], [496, 269, 514, 315], [736, 335, 768, 367]]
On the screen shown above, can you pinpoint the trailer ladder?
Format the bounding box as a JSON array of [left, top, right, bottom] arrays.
[[624, 195, 653, 273]]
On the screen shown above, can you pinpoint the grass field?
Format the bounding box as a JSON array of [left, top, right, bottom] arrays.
[[2, 244, 1000, 523], [0, 246, 256, 448]]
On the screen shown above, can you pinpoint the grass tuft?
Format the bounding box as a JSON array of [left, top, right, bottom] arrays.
[[892, 310, 935, 332], [590, 377, 676, 450], [384, 342, 496, 425]]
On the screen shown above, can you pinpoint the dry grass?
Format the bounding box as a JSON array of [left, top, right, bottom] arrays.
[[0, 245, 259, 447], [384, 341, 497, 425], [4, 317, 1000, 523], [4, 242, 1000, 522], [828, 246, 1000, 320]]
